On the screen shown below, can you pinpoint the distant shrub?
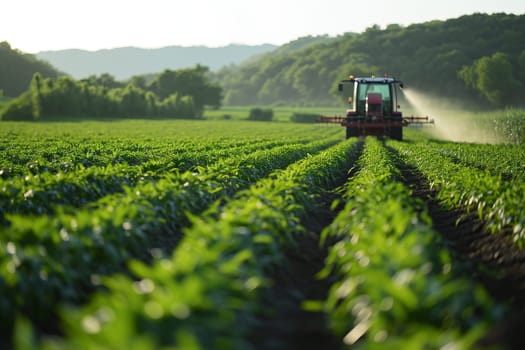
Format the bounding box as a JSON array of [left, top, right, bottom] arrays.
[[0, 91, 33, 120], [290, 113, 321, 123], [248, 108, 273, 121]]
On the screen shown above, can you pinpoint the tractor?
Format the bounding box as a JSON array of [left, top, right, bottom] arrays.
[[321, 75, 433, 140]]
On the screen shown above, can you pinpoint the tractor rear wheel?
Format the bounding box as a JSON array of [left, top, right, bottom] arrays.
[[346, 127, 358, 139], [390, 127, 403, 141]]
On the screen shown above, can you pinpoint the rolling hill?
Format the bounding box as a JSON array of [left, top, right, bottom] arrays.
[[36, 44, 277, 80], [0, 42, 62, 97], [214, 13, 525, 107]]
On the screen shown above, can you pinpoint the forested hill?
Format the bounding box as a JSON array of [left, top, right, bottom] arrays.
[[36, 44, 277, 80], [0, 42, 62, 97], [215, 13, 525, 107]]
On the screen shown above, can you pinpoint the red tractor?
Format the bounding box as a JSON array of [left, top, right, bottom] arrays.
[[321, 75, 432, 140]]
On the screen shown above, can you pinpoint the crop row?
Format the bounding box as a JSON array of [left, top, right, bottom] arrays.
[[12, 138, 361, 349], [414, 140, 525, 181], [0, 138, 297, 179], [0, 136, 332, 220], [0, 119, 342, 179], [0, 136, 340, 341], [319, 137, 499, 348], [390, 140, 525, 247], [474, 108, 525, 144]]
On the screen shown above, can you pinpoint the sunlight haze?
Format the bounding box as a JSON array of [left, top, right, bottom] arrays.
[[2, 0, 524, 53]]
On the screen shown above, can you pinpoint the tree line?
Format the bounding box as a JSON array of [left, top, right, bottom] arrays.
[[214, 13, 525, 108], [0, 65, 222, 120]]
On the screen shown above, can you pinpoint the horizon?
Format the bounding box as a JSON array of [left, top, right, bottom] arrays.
[[34, 42, 280, 54], [2, 0, 524, 54]]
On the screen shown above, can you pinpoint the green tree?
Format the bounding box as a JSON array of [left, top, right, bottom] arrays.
[[129, 75, 147, 90], [30, 73, 42, 119], [159, 93, 196, 118], [145, 91, 158, 115], [149, 65, 222, 116], [120, 84, 148, 116], [459, 52, 521, 107], [476, 53, 517, 106], [80, 74, 124, 92], [0, 91, 33, 120], [150, 69, 177, 100], [518, 50, 525, 83]]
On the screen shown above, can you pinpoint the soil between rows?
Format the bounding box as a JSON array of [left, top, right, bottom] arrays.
[[247, 190, 343, 350], [247, 142, 364, 350], [400, 163, 525, 350]]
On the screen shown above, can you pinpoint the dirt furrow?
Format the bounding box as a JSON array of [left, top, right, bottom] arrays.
[[395, 157, 525, 350], [247, 198, 341, 350]]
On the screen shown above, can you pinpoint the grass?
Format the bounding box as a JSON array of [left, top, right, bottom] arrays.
[[203, 105, 344, 122], [0, 118, 344, 142], [3, 101, 523, 144]]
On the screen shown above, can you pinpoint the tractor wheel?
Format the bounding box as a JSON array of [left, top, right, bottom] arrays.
[[390, 127, 403, 141], [346, 127, 358, 139]]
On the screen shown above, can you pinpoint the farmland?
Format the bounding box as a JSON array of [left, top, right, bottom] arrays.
[[1, 119, 525, 349]]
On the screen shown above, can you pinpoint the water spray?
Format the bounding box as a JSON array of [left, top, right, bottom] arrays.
[[400, 88, 503, 144]]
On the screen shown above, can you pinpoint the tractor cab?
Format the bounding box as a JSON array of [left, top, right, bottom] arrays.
[[341, 76, 401, 117], [338, 76, 404, 140]]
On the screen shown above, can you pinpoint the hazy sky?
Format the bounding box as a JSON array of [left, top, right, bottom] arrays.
[[2, 0, 524, 53]]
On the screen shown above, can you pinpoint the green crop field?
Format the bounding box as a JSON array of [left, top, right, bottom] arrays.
[[1, 117, 524, 349], [203, 106, 344, 121]]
